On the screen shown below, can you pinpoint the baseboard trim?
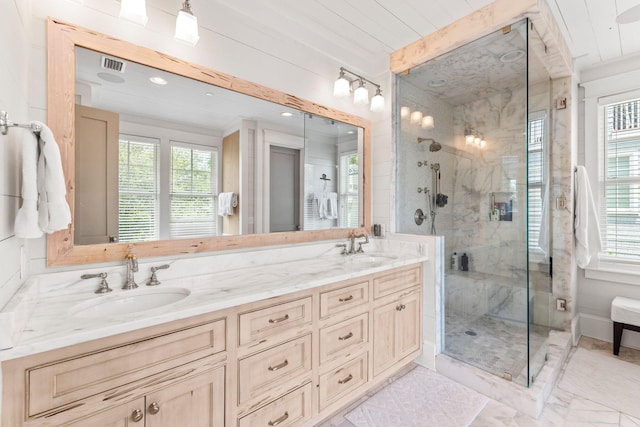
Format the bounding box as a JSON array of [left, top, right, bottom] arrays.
[[414, 340, 436, 370], [578, 313, 640, 350]]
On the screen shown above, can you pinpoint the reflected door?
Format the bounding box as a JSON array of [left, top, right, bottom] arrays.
[[270, 146, 300, 232]]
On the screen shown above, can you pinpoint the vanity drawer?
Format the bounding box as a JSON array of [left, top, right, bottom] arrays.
[[27, 319, 226, 416], [238, 297, 312, 346], [238, 334, 312, 405], [319, 313, 368, 364], [238, 382, 312, 427], [319, 280, 369, 319], [319, 354, 368, 410], [373, 265, 421, 300]]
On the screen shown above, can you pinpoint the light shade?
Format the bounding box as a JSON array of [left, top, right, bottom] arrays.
[[421, 115, 434, 129], [400, 106, 411, 119], [175, 3, 199, 46], [465, 130, 475, 144], [120, 0, 148, 25], [333, 76, 350, 97], [474, 136, 481, 145], [370, 88, 385, 112], [353, 81, 369, 105], [410, 110, 423, 124]]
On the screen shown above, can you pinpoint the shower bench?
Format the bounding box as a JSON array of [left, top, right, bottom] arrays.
[[611, 296, 640, 355]]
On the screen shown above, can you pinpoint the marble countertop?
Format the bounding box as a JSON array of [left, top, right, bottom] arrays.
[[0, 240, 429, 361]]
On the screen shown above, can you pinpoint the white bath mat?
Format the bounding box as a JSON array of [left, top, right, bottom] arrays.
[[345, 366, 489, 427], [558, 347, 640, 419]]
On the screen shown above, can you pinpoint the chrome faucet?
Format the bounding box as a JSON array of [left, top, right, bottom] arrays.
[[123, 250, 139, 290], [347, 231, 369, 254]]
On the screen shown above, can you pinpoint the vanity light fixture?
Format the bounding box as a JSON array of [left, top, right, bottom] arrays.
[[421, 115, 434, 129], [410, 110, 423, 124], [175, 0, 200, 46], [465, 129, 475, 144], [333, 67, 385, 112], [400, 106, 411, 119], [120, 0, 148, 26]]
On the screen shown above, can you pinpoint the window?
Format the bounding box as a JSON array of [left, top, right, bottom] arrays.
[[601, 98, 640, 260], [528, 111, 547, 255], [118, 136, 159, 242], [339, 151, 359, 228], [170, 144, 219, 239]]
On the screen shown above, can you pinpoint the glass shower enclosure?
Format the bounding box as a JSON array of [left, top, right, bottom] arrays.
[[395, 19, 553, 387]]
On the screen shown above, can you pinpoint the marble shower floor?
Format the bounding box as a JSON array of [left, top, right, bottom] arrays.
[[443, 313, 549, 385], [318, 337, 640, 426]]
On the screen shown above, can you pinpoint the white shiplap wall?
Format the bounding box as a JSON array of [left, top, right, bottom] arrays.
[[0, 1, 31, 309]]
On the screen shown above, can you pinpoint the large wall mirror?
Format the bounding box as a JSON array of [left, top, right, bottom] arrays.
[[47, 19, 371, 266]]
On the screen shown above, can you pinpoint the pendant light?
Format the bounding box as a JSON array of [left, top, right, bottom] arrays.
[[120, 0, 148, 26], [175, 0, 200, 46]]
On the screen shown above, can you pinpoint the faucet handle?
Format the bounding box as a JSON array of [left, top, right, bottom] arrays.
[[147, 264, 170, 286], [336, 243, 348, 255], [356, 234, 369, 253], [81, 272, 113, 294]]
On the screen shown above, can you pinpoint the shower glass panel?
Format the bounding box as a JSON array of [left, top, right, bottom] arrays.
[[395, 19, 552, 387]]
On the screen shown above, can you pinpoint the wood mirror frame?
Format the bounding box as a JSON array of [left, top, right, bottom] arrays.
[[46, 18, 371, 267]]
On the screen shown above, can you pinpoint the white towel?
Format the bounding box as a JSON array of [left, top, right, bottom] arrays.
[[326, 192, 338, 219], [14, 128, 43, 238], [218, 192, 237, 216], [35, 122, 71, 233], [574, 166, 602, 268]]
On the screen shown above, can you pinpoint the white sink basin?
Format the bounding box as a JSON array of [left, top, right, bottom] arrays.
[[70, 287, 191, 318], [350, 253, 398, 264]]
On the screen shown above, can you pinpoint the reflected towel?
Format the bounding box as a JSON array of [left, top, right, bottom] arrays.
[[326, 192, 338, 219], [35, 121, 71, 233], [538, 180, 549, 258], [14, 128, 42, 238], [315, 194, 327, 219], [218, 192, 238, 216], [574, 166, 602, 268]]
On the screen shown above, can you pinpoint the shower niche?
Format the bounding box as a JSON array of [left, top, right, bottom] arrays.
[[395, 18, 555, 388]]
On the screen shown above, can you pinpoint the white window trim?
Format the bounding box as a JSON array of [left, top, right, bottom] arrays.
[[582, 69, 640, 280]]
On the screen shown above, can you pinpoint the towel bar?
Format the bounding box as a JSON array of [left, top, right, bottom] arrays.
[[0, 110, 41, 135]]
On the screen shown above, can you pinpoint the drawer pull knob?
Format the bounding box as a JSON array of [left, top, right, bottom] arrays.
[[338, 374, 354, 384], [339, 295, 354, 302], [268, 314, 290, 324], [131, 409, 144, 422], [396, 304, 406, 311], [338, 332, 354, 341], [268, 359, 289, 371], [268, 411, 289, 426], [148, 402, 160, 415]]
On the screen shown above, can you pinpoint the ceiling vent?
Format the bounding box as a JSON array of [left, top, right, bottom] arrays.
[[101, 56, 127, 73]]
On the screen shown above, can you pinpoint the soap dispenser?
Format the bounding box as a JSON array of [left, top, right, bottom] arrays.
[[461, 253, 469, 271], [451, 252, 458, 270]]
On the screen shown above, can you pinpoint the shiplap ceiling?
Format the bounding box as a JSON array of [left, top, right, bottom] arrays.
[[204, 0, 640, 77]]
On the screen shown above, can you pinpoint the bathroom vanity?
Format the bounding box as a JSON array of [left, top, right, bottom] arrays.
[[0, 247, 426, 426]]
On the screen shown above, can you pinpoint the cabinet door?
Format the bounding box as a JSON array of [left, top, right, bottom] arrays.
[[145, 366, 225, 427], [63, 397, 145, 427], [372, 301, 398, 377], [396, 292, 421, 361]]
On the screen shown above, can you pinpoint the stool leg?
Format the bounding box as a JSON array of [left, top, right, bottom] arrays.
[[613, 321, 623, 355]]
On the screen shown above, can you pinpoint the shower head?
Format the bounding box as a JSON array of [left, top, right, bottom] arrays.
[[417, 137, 442, 152]]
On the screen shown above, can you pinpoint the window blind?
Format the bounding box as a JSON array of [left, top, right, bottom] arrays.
[[339, 152, 359, 228], [170, 144, 218, 238], [528, 115, 546, 253], [118, 137, 159, 242], [601, 98, 640, 260]]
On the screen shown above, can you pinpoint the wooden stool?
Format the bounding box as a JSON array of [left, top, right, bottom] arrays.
[[611, 296, 640, 355]]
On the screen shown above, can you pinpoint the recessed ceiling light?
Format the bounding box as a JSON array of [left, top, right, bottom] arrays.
[[617, 4, 640, 24], [428, 79, 447, 88], [281, 112, 293, 117], [205, 92, 214, 97], [149, 76, 168, 85], [97, 72, 125, 84], [347, 130, 355, 134], [499, 49, 525, 63]]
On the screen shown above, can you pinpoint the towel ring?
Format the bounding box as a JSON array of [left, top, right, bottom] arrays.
[[0, 111, 42, 135]]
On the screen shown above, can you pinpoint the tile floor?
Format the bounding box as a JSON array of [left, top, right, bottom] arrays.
[[317, 337, 640, 427]]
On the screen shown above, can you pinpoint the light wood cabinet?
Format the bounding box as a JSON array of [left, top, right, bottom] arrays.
[[372, 289, 422, 377], [2, 263, 423, 427]]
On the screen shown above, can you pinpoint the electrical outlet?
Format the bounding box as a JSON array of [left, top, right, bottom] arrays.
[[556, 196, 567, 210], [556, 298, 566, 311]]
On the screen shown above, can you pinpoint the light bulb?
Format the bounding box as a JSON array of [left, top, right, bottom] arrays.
[[370, 88, 385, 112], [175, 1, 199, 45], [410, 110, 423, 124], [353, 81, 369, 105], [421, 115, 434, 129], [474, 136, 481, 145], [120, 0, 148, 25], [480, 139, 487, 148], [400, 106, 411, 119]]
